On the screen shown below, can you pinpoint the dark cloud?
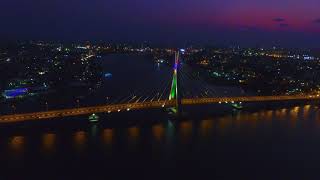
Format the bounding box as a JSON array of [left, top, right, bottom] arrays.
[[279, 23, 289, 27], [273, 18, 286, 22], [239, 25, 258, 31], [313, 19, 320, 24]]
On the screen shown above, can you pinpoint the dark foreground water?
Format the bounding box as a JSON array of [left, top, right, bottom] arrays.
[[1, 104, 320, 179]]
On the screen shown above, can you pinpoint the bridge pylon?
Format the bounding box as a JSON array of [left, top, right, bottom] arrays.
[[169, 51, 182, 115]]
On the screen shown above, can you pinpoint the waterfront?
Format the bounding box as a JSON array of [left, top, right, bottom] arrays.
[[1, 104, 320, 179], [0, 54, 172, 114]]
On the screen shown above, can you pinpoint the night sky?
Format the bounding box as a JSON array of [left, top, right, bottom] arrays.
[[1, 0, 320, 47]]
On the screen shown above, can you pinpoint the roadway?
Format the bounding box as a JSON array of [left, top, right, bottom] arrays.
[[182, 95, 320, 105], [0, 95, 319, 123]]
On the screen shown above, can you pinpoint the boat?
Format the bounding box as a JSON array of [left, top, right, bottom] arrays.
[[231, 102, 243, 110], [88, 113, 100, 122]]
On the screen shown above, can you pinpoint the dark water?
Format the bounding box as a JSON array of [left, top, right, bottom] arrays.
[[1, 55, 320, 179], [1, 105, 320, 179]]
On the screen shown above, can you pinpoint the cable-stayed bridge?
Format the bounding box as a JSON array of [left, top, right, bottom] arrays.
[[1, 51, 319, 123]]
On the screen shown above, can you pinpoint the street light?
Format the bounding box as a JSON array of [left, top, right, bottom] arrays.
[[76, 99, 80, 108]]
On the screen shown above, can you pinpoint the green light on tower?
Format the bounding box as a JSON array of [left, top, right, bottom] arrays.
[[169, 72, 177, 100]]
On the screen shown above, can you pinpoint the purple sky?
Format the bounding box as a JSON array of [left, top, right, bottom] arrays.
[[1, 0, 319, 47]]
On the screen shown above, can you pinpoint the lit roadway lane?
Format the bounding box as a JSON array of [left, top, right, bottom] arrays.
[[0, 95, 319, 123], [182, 95, 320, 105], [0, 100, 174, 123]]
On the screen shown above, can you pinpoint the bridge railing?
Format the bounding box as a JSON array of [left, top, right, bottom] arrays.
[[1, 95, 320, 123], [182, 95, 320, 105], [0, 100, 175, 123]]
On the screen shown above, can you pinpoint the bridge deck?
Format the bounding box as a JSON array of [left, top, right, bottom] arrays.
[[0, 95, 319, 123], [182, 95, 320, 105]]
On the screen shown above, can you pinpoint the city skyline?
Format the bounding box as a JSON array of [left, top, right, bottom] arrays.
[[1, 0, 320, 47]]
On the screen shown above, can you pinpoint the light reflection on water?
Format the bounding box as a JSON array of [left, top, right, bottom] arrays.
[[102, 129, 114, 146], [42, 133, 56, 154], [3, 104, 320, 160], [179, 121, 193, 144], [73, 131, 87, 153], [127, 127, 140, 150], [199, 119, 214, 138], [152, 124, 165, 142], [303, 105, 311, 119], [8, 136, 25, 157], [216, 116, 233, 135], [289, 106, 299, 128]]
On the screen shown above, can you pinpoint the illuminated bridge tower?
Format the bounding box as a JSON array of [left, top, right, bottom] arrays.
[[169, 51, 182, 115]]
